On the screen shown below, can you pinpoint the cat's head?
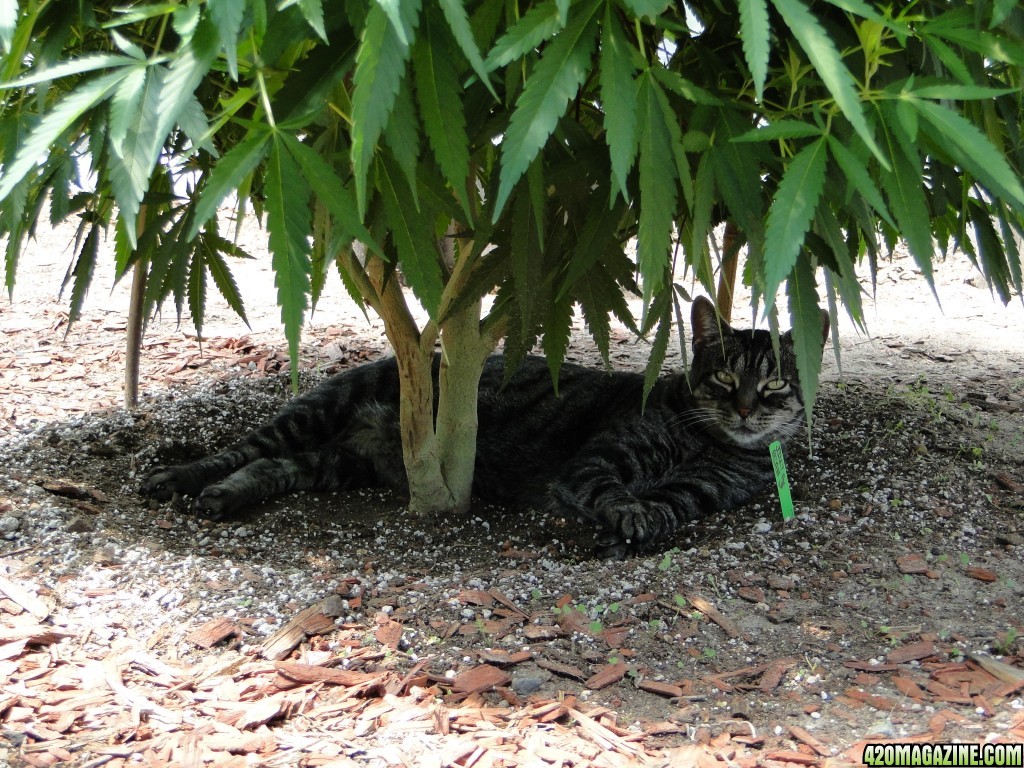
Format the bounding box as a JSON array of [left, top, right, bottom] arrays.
[[686, 296, 829, 449]]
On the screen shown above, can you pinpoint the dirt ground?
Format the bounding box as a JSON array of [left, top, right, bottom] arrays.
[[0, 218, 1023, 767]]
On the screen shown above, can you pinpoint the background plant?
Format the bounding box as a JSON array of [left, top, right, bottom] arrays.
[[1, 0, 1022, 515]]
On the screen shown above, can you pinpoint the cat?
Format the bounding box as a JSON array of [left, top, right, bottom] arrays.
[[142, 296, 829, 558]]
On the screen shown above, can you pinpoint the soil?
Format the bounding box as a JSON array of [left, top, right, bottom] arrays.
[[1, 217, 1023, 767]]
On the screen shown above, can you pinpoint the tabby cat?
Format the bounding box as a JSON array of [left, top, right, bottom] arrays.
[[142, 296, 828, 558]]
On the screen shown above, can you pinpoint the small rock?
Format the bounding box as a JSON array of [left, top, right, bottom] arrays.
[[767, 574, 798, 591], [0, 516, 21, 533], [65, 516, 95, 533], [737, 586, 766, 603], [511, 674, 547, 696]]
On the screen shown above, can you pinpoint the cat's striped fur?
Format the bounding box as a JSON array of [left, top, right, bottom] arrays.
[[142, 297, 828, 557]]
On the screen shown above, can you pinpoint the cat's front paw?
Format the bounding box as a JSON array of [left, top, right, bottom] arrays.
[[594, 496, 675, 558], [193, 485, 245, 521], [141, 466, 204, 501], [594, 530, 634, 560]]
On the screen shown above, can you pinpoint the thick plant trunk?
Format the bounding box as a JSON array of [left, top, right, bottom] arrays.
[[354, 233, 497, 516]]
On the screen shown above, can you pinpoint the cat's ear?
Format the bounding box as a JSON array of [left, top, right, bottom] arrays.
[[691, 296, 727, 347]]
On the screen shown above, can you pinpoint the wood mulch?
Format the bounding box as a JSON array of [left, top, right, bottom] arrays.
[[2, 577, 1024, 767]]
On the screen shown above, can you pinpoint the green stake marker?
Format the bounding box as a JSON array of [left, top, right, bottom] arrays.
[[769, 440, 795, 521]]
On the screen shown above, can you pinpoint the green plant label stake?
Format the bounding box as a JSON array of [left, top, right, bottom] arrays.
[[769, 441, 795, 521]]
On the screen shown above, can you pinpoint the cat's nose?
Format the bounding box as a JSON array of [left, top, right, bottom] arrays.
[[736, 406, 752, 420]]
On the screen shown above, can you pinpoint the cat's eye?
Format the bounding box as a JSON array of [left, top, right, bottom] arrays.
[[713, 370, 735, 387], [763, 379, 788, 392]]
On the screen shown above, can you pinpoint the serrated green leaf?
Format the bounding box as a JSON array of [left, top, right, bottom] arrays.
[[378, 154, 444, 317], [189, 130, 271, 239], [920, 34, 973, 84], [2, 177, 27, 295], [493, 0, 601, 218], [991, 0, 1016, 28], [651, 67, 721, 106], [623, 0, 671, 20], [770, 0, 886, 168], [733, 120, 823, 142], [996, 205, 1023, 297], [710, 108, 768, 272], [437, 0, 497, 99], [910, 83, 1017, 101], [413, 8, 471, 218], [0, 53, 136, 89], [62, 222, 99, 330], [485, 0, 563, 71], [599, 8, 638, 203], [153, 15, 219, 155], [878, 128, 936, 295], [511, 181, 544, 332], [825, 135, 895, 229], [813, 208, 865, 332], [786, 254, 825, 436], [542, 293, 574, 394], [635, 71, 677, 298], [642, 290, 671, 406], [0, 69, 127, 203], [911, 98, 1024, 209], [351, 2, 417, 217], [201, 234, 249, 325], [383, 74, 421, 205], [296, 0, 327, 41], [559, 193, 628, 299], [266, 138, 313, 390], [108, 64, 146, 151], [187, 249, 207, 340], [207, 0, 245, 79], [763, 137, 827, 312], [376, 0, 418, 46], [109, 65, 166, 246], [968, 199, 1011, 304], [576, 272, 612, 366], [280, 133, 382, 255], [113, 211, 136, 281], [141, 211, 189, 324], [737, 0, 769, 102], [925, 12, 1024, 66]]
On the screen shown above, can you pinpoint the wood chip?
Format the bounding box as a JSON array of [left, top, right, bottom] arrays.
[[686, 593, 747, 640], [259, 600, 341, 661], [896, 554, 929, 574], [638, 680, 683, 698], [887, 640, 936, 664], [457, 589, 494, 606], [965, 566, 997, 582], [274, 661, 385, 688], [968, 653, 1024, 685], [584, 662, 629, 690], [0, 576, 49, 620], [892, 676, 929, 700], [451, 665, 511, 695], [788, 725, 830, 756], [764, 749, 822, 765], [843, 688, 904, 710], [522, 625, 564, 641], [186, 617, 241, 649], [475, 648, 531, 666]]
